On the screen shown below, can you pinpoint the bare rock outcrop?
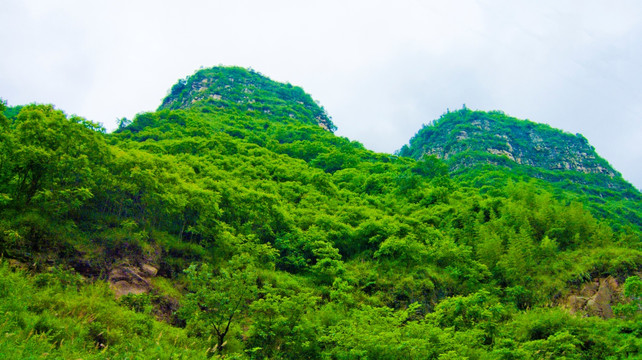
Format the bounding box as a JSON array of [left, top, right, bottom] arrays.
[[108, 263, 158, 298], [567, 276, 620, 319]]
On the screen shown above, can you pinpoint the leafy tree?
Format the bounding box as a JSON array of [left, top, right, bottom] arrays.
[[180, 257, 257, 354], [116, 117, 132, 131], [248, 290, 320, 359], [614, 276, 642, 319], [412, 155, 448, 178], [6, 105, 106, 213]]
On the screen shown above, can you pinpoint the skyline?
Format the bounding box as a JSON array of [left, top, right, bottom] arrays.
[[1, 1, 641, 189]]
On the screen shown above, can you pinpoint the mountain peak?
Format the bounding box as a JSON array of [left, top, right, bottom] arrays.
[[401, 108, 614, 175], [158, 66, 336, 131], [399, 108, 640, 201]]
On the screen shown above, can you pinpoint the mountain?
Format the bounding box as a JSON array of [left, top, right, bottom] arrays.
[[399, 107, 642, 229], [1, 67, 641, 359], [158, 66, 336, 131]]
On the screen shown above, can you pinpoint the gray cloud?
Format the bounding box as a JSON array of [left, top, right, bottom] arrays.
[[1, 0, 641, 189]]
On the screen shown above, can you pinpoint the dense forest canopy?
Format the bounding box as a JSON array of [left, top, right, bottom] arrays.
[[399, 108, 642, 231], [0, 66, 640, 359]]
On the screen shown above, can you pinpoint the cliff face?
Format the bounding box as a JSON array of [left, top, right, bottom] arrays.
[[158, 66, 336, 131], [399, 108, 640, 201], [412, 110, 615, 176]]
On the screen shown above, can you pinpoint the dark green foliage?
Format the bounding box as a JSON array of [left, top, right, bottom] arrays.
[[1, 68, 640, 358]]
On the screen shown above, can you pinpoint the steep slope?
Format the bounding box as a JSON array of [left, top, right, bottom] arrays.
[[399, 108, 642, 228], [1, 71, 641, 359]]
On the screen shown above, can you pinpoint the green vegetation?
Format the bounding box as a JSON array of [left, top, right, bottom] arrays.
[[399, 108, 642, 230], [1, 67, 641, 359], [159, 66, 336, 132]]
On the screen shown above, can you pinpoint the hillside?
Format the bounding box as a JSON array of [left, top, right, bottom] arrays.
[[399, 108, 642, 229], [0, 67, 641, 359], [158, 66, 336, 131]]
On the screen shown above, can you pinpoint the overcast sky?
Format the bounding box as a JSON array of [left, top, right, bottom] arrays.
[[2, 1, 641, 189]]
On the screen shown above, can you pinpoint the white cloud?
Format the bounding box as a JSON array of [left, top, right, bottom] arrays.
[[1, 0, 641, 189]]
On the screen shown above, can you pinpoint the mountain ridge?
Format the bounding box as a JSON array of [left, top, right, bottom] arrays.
[[1, 67, 641, 359]]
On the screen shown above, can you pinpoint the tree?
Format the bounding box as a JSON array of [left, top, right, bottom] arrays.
[[498, 226, 536, 285], [412, 155, 448, 178], [0, 99, 8, 127], [248, 290, 320, 359], [6, 105, 107, 215], [116, 117, 132, 131], [180, 256, 257, 354], [0, 100, 14, 205], [614, 276, 642, 319]]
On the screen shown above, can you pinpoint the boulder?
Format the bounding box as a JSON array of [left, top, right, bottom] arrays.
[[567, 276, 619, 319], [108, 265, 155, 298], [141, 264, 158, 277]]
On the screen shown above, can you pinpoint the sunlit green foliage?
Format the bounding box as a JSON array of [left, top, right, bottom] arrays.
[[1, 67, 641, 359], [399, 108, 642, 230]]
